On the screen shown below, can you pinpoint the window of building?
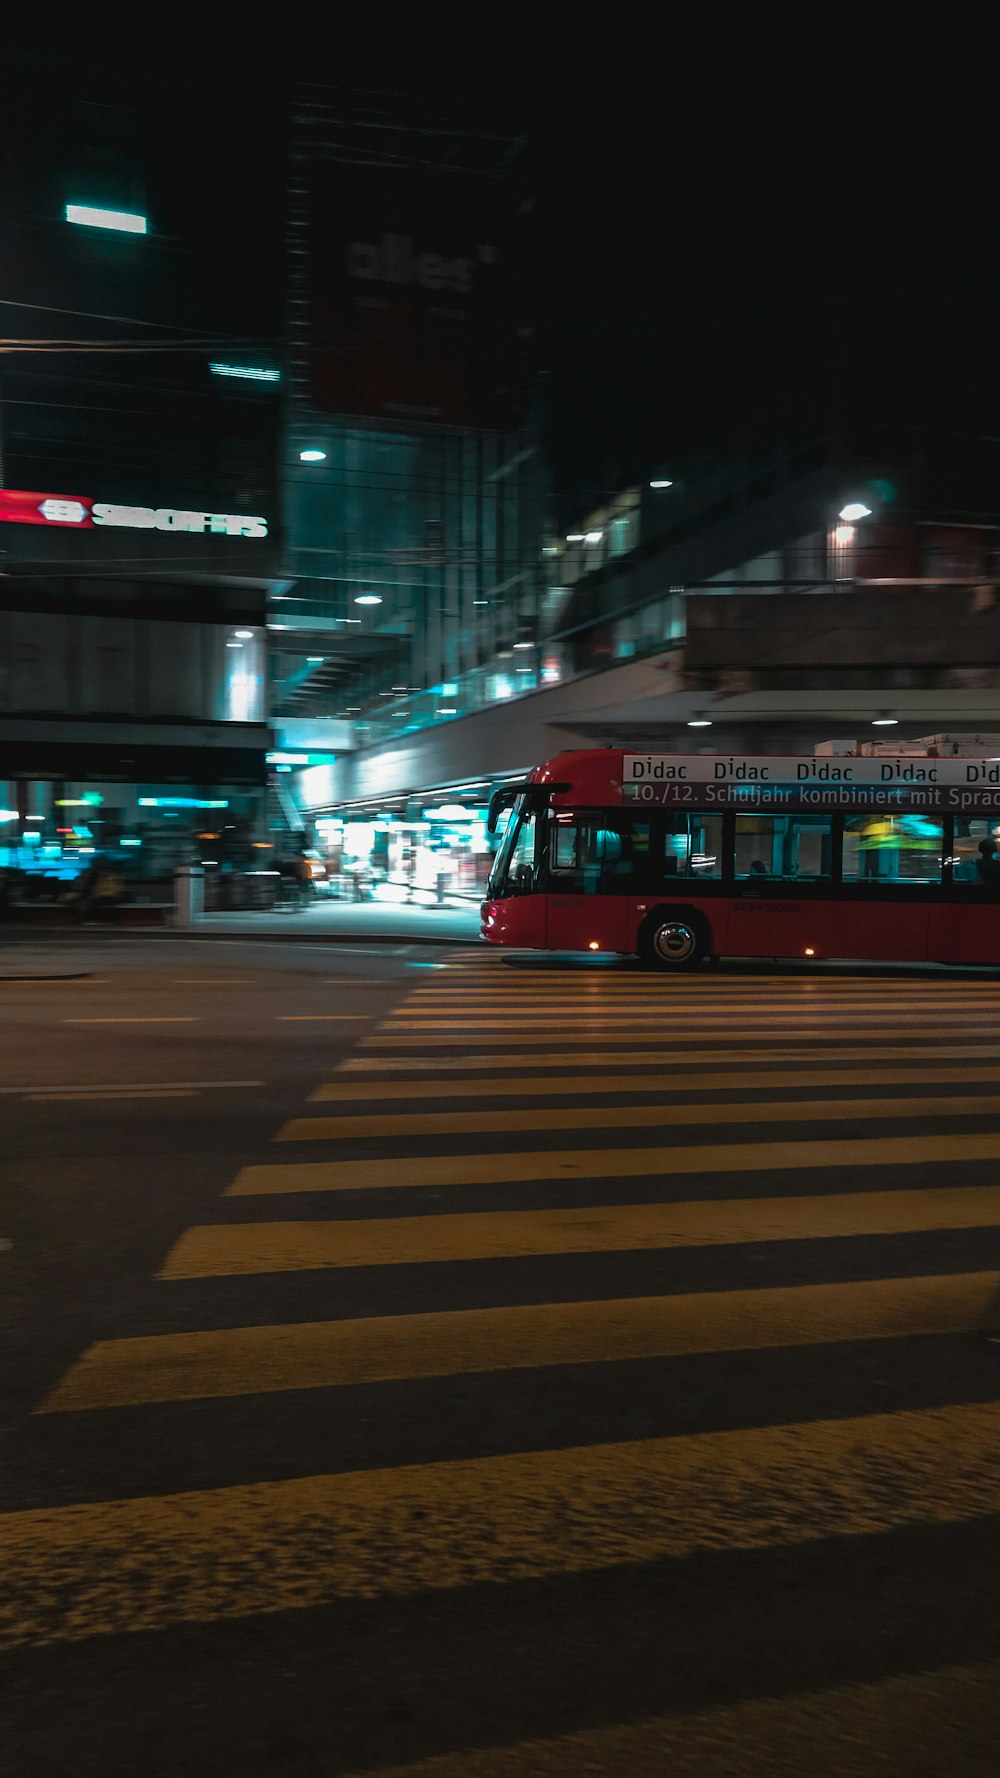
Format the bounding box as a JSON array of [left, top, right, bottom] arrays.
[[608, 513, 636, 558], [735, 814, 834, 881], [842, 814, 943, 884]]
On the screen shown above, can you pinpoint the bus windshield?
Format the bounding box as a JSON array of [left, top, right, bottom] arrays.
[[487, 799, 539, 897]]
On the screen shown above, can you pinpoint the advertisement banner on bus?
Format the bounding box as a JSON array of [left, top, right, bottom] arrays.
[[621, 755, 1000, 813]]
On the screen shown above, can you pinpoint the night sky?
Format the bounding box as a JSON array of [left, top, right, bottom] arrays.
[[4, 47, 994, 523]]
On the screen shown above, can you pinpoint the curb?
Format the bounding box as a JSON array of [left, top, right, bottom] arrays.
[[2, 925, 480, 949]]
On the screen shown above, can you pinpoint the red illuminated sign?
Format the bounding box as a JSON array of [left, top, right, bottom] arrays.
[[0, 490, 92, 527], [0, 489, 267, 538]]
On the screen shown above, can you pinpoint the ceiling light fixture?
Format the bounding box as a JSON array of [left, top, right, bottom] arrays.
[[839, 502, 872, 522], [354, 594, 382, 606], [687, 715, 713, 728], [299, 449, 327, 463]]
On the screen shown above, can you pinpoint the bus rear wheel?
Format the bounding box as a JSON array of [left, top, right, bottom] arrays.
[[639, 910, 710, 971]]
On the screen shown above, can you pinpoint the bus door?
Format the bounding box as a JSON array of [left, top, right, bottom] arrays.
[[543, 811, 655, 952]]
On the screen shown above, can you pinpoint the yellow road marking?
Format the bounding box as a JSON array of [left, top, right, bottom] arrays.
[[344, 1659, 1000, 1778], [62, 1017, 197, 1024], [230, 1131, 1000, 1197], [4, 1401, 1000, 1649], [312, 1064, 1000, 1102], [396, 995, 996, 1009], [337, 1044, 1000, 1071], [364, 1026, 1000, 1046], [279, 1091, 1000, 1144], [42, 1270, 1000, 1413], [277, 1015, 370, 1021], [384, 1014, 1000, 1029], [175, 1183, 1000, 1274]]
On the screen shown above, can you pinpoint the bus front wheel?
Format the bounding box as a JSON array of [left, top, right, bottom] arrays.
[[639, 909, 710, 971]]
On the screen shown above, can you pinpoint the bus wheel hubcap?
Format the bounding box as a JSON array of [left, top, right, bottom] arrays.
[[654, 922, 696, 962]]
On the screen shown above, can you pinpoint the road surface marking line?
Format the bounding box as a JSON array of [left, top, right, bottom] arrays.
[[336, 1045, 1000, 1071], [229, 1131, 1000, 1198], [4, 1400, 1000, 1650], [0, 1080, 264, 1096], [340, 1659, 1000, 1778], [380, 1017, 1000, 1031], [62, 1017, 198, 1024], [363, 1026, 1000, 1047], [40, 1270, 1000, 1413], [27, 1090, 195, 1102], [277, 1015, 370, 1021], [402, 992, 1000, 1006], [312, 1065, 1000, 1102], [180, 1183, 1000, 1274], [279, 1092, 1000, 1144], [173, 979, 253, 984]]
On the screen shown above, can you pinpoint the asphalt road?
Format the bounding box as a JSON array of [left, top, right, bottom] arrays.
[[2, 936, 1000, 1776]]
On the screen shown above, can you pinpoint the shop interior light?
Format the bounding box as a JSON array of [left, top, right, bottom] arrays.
[[839, 502, 872, 521], [65, 202, 147, 234], [299, 449, 327, 463], [210, 363, 280, 383]]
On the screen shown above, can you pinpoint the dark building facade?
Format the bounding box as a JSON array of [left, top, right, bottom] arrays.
[[0, 52, 283, 887]]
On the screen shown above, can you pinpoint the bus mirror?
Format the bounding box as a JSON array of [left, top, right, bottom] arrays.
[[487, 784, 527, 834]]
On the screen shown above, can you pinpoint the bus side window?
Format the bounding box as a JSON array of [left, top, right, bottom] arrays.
[[661, 814, 723, 880], [735, 815, 833, 881], [548, 816, 653, 893], [842, 814, 943, 884]]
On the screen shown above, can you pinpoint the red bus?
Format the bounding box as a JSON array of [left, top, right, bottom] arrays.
[[481, 748, 1000, 968]]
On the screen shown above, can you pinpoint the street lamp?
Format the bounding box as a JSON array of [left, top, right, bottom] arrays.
[[839, 502, 872, 522]]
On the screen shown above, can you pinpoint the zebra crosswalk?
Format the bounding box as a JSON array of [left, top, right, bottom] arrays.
[[10, 949, 1000, 1773]]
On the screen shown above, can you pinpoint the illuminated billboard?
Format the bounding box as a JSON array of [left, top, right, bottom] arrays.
[[308, 162, 524, 429]]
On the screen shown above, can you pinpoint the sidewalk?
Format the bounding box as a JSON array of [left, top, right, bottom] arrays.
[[195, 902, 482, 943], [1, 898, 482, 963]]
